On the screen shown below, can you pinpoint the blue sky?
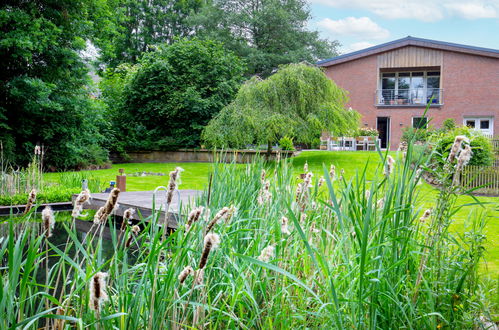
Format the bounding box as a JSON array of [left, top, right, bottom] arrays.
[[308, 0, 499, 55]]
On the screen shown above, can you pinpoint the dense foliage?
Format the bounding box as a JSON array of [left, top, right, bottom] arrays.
[[203, 63, 360, 149], [108, 39, 245, 151], [0, 1, 108, 169], [192, 0, 338, 77]]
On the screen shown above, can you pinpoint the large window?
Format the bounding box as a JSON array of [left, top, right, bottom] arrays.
[[379, 71, 441, 105]]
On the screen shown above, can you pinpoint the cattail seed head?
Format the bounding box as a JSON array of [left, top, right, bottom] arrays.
[[257, 180, 272, 205], [365, 190, 371, 200], [186, 206, 204, 231], [194, 269, 204, 286], [377, 198, 385, 209], [318, 176, 325, 187], [258, 245, 275, 262], [419, 209, 432, 222], [93, 207, 105, 224], [166, 167, 184, 204], [89, 272, 108, 312], [206, 207, 229, 233], [34, 145, 41, 155], [97, 188, 120, 224], [42, 206, 55, 238], [303, 162, 308, 173], [456, 144, 472, 171], [131, 225, 140, 235], [178, 266, 194, 284], [330, 164, 336, 181], [72, 189, 91, 218], [24, 189, 37, 214], [199, 233, 220, 269], [384, 156, 395, 177], [300, 213, 307, 224], [310, 222, 320, 233], [448, 135, 468, 163], [281, 216, 290, 235], [260, 169, 266, 184], [121, 208, 135, 231]]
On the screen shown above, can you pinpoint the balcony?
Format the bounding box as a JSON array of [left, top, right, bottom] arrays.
[[375, 88, 443, 106]]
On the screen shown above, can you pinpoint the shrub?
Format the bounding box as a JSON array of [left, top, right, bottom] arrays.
[[401, 126, 431, 143], [442, 118, 456, 131], [433, 127, 493, 167], [278, 136, 295, 151]]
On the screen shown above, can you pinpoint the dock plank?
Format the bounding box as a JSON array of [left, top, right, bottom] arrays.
[[73, 190, 202, 228]]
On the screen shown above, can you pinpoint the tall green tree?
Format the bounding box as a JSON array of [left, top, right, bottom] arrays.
[[202, 63, 360, 150], [0, 1, 107, 169], [192, 0, 339, 77], [97, 0, 203, 67], [111, 38, 245, 151]]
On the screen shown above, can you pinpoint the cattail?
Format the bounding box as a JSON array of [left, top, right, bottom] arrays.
[[365, 190, 371, 200], [206, 207, 229, 233], [121, 208, 135, 231], [303, 161, 308, 173], [34, 145, 41, 155], [384, 156, 395, 177], [166, 167, 184, 205], [339, 169, 345, 181], [125, 225, 141, 247], [295, 183, 302, 202], [89, 272, 108, 313], [258, 245, 275, 262], [194, 269, 204, 286], [72, 189, 91, 217], [24, 189, 36, 214], [329, 164, 336, 181], [95, 188, 120, 224], [281, 216, 290, 235], [257, 180, 272, 205], [448, 135, 468, 163], [199, 233, 220, 269], [226, 205, 237, 223], [456, 144, 472, 172], [420, 209, 432, 222], [41, 206, 55, 238], [300, 213, 307, 224], [260, 169, 266, 184], [303, 172, 313, 188], [178, 266, 194, 284], [318, 176, 325, 187], [377, 198, 385, 209], [93, 207, 105, 224], [310, 222, 320, 233], [185, 206, 204, 231]]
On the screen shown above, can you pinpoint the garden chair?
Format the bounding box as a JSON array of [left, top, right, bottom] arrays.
[[366, 136, 377, 151], [355, 137, 367, 151]]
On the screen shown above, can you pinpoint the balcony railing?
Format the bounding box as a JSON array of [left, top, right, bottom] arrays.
[[375, 88, 443, 106]]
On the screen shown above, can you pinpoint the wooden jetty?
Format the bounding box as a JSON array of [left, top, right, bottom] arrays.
[[73, 190, 203, 228]]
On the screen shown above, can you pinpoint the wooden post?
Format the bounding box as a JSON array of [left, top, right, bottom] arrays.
[[117, 168, 126, 192]]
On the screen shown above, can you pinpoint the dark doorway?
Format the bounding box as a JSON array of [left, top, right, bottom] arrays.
[[377, 117, 390, 149]]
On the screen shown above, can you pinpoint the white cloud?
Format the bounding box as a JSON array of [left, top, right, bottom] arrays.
[[343, 41, 376, 53], [310, 0, 499, 21], [445, 3, 497, 19], [317, 17, 390, 39]]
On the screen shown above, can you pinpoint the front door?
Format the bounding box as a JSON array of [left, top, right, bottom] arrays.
[[377, 117, 390, 149]]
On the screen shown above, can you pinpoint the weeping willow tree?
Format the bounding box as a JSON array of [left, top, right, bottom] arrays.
[[202, 63, 360, 152]]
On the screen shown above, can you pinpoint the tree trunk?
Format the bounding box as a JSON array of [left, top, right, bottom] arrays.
[[266, 140, 272, 160]]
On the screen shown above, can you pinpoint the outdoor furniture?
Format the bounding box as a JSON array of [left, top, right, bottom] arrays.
[[329, 137, 340, 150], [355, 137, 367, 151], [341, 137, 356, 151], [366, 136, 377, 151]]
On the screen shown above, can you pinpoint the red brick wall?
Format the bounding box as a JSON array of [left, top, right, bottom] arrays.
[[323, 48, 499, 150]]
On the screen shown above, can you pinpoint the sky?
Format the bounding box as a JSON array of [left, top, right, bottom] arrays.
[[308, 0, 499, 55]]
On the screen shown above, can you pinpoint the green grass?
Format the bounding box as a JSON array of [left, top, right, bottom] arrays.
[[44, 151, 498, 275]]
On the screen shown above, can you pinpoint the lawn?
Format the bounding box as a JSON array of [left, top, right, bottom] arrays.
[[44, 151, 499, 275]]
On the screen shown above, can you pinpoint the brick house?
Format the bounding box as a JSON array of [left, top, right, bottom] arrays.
[[318, 36, 499, 150]]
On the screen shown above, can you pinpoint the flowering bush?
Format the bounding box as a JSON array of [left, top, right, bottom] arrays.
[[356, 127, 379, 137]]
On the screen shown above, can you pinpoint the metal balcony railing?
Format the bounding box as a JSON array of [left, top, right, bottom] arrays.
[[375, 88, 443, 106]]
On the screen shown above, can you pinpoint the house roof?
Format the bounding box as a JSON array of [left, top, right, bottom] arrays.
[[317, 36, 499, 67]]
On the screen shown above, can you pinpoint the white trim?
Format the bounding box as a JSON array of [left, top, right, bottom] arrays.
[[376, 117, 391, 149], [463, 116, 494, 136]]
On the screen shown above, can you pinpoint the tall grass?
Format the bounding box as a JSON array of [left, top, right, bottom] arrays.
[[0, 144, 43, 195], [0, 142, 494, 329]]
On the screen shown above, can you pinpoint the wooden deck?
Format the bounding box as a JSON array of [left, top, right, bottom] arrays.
[[74, 190, 203, 228]]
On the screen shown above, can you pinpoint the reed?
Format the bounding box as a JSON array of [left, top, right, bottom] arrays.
[[0, 146, 494, 329]]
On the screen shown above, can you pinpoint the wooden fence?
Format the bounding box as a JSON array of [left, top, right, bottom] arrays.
[[459, 165, 499, 195]]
